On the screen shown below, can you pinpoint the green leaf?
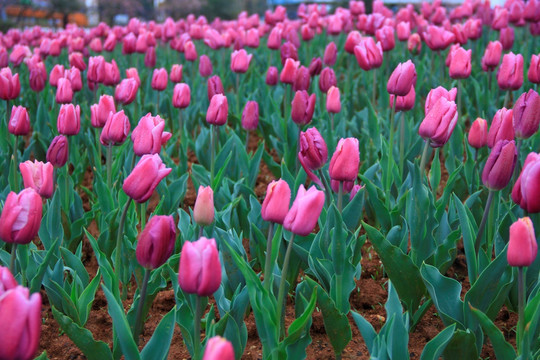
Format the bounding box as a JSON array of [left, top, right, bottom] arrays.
[[453, 194, 478, 281], [442, 329, 478, 360], [469, 305, 516, 360], [351, 311, 377, 353], [419, 324, 456, 360], [29, 239, 58, 294], [141, 309, 176, 360]]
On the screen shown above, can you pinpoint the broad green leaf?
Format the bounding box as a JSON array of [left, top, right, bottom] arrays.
[[141, 309, 176, 360], [469, 305, 516, 360], [419, 324, 456, 360]]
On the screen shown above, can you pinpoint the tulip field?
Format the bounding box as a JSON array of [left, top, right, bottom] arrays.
[[2, 0, 540, 358]]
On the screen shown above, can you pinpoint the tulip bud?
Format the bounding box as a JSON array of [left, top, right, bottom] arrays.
[[280, 42, 298, 66], [0, 188, 43, 244], [0, 266, 17, 295], [482, 140, 517, 190], [375, 26, 395, 52], [407, 33, 422, 55], [292, 66, 310, 92], [449, 47, 472, 79], [196, 55, 211, 78], [528, 54, 540, 84], [46, 135, 69, 168], [143, 46, 156, 68], [178, 237, 222, 296], [326, 86, 341, 114], [266, 66, 278, 86], [0, 286, 41, 360], [291, 90, 316, 125], [261, 179, 291, 224], [354, 38, 383, 71], [507, 217, 537, 267], [241, 101, 259, 130], [28, 65, 46, 93], [170, 64, 183, 83], [206, 94, 228, 126], [308, 57, 323, 76], [488, 108, 514, 148], [482, 41, 503, 72], [349, 184, 364, 201], [57, 104, 80, 136], [513, 89, 540, 139], [184, 40, 198, 61], [131, 113, 171, 156], [49, 64, 64, 87], [283, 185, 325, 236], [151, 68, 168, 91], [8, 105, 30, 136], [512, 152, 540, 212], [114, 78, 139, 105], [397, 22, 411, 41], [126, 67, 141, 87], [323, 41, 337, 66], [425, 86, 457, 114], [389, 86, 416, 112], [280, 58, 300, 84], [468, 118, 488, 149], [419, 97, 458, 148], [497, 52, 524, 91], [203, 336, 235, 360], [387, 60, 417, 96], [499, 27, 514, 51], [103, 60, 120, 86], [55, 78, 73, 104], [207, 75, 224, 101], [123, 154, 172, 203], [173, 83, 191, 109], [329, 138, 360, 182], [193, 186, 214, 226], [298, 127, 328, 171], [91, 95, 116, 128], [69, 52, 86, 71], [100, 110, 130, 146], [19, 160, 54, 199], [136, 215, 176, 269], [231, 49, 253, 74]]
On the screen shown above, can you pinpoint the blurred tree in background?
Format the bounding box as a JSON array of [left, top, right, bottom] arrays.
[[49, 0, 84, 26]]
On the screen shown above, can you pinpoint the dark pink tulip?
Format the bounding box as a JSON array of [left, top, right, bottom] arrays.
[[266, 66, 278, 86], [194, 186, 214, 226], [0, 188, 42, 244], [292, 66, 310, 92], [173, 83, 191, 109], [318, 67, 337, 93], [69, 52, 86, 71], [280, 58, 300, 84], [0, 47, 8, 68], [482, 41, 503, 72], [206, 94, 228, 126], [283, 185, 325, 237], [57, 104, 80, 136], [323, 42, 337, 66], [261, 179, 291, 224], [344, 31, 362, 54], [267, 27, 282, 50], [178, 237, 222, 296], [66, 67, 82, 92], [87, 56, 105, 84], [329, 138, 360, 182], [170, 64, 183, 83], [512, 152, 540, 211], [513, 89, 540, 139], [389, 86, 415, 112], [136, 215, 176, 269], [55, 78, 73, 104], [291, 90, 316, 126], [354, 38, 383, 71], [280, 42, 298, 65], [507, 218, 537, 267], [326, 86, 341, 114], [524, 0, 540, 22], [100, 110, 130, 146], [131, 113, 171, 156], [499, 27, 514, 51], [203, 336, 235, 360], [8, 106, 30, 136], [46, 135, 69, 168], [126, 67, 141, 87], [241, 101, 259, 130], [419, 97, 458, 148], [298, 127, 328, 170], [184, 40, 198, 62], [198, 55, 213, 78], [408, 33, 422, 55], [246, 28, 260, 48], [482, 139, 517, 190], [104, 34, 117, 52], [423, 25, 455, 51], [115, 78, 139, 105], [449, 47, 472, 79], [301, 25, 315, 42], [103, 60, 120, 86], [488, 108, 515, 148], [529, 54, 540, 84], [9, 45, 30, 67], [123, 154, 171, 203], [468, 118, 488, 149], [0, 68, 20, 100], [207, 75, 224, 101], [498, 52, 524, 91], [0, 286, 41, 360], [28, 63, 46, 93], [151, 68, 168, 91], [19, 160, 54, 199], [387, 60, 416, 96], [331, 179, 355, 194], [375, 26, 395, 52], [350, 0, 365, 15], [308, 57, 323, 76], [425, 86, 457, 114], [91, 95, 116, 128], [492, 6, 509, 30], [0, 266, 17, 295], [144, 46, 156, 68], [122, 33, 137, 54]]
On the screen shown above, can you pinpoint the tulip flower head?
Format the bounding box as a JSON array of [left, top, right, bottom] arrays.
[[283, 185, 325, 236], [46, 135, 69, 168], [482, 140, 517, 190], [173, 83, 191, 109], [194, 186, 215, 226], [513, 89, 540, 139], [291, 90, 316, 126], [136, 215, 176, 269], [387, 60, 417, 96], [512, 152, 540, 212], [0, 188, 43, 244], [203, 336, 235, 360], [231, 49, 253, 73], [241, 101, 259, 130], [329, 138, 360, 182], [507, 217, 537, 267], [151, 68, 168, 91], [419, 97, 458, 148], [261, 179, 291, 224], [487, 108, 514, 148], [123, 154, 172, 203], [468, 118, 488, 149], [19, 160, 54, 199], [206, 94, 228, 126], [131, 113, 172, 156], [8, 105, 30, 136], [100, 110, 131, 146], [178, 237, 222, 296]]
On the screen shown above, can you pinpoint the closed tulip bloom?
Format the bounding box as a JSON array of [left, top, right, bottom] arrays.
[[397, 22, 411, 41], [283, 185, 325, 236], [423, 25, 455, 51], [19, 160, 54, 199], [122, 33, 137, 54], [100, 110, 130, 146], [170, 64, 183, 83], [57, 104, 80, 136], [114, 78, 139, 105], [49, 64, 64, 87], [261, 179, 291, 224], [482, 139, 517, 190], [354, 38, 383, 71], [323, 42, 337, 66], [199, 55, 213, 77], [9, 45, 31, 67], [482, 41, 503, 72], [308, 57, 323, 76], [103, 60, 120, 86], [267, 27, 282, 50], [241, 101, 259, 130], [425, 86, 458, 114], [0, 266, 17, 295], [291, 90, 316, 126], [500, 27, 514, 51], [246, 29, 260, 48], [389, 86, 415, 112], [28, 65, 46, 93], [231, 49, 253, 74], [46, 135, 69, 168], [298, 127, 328, 170], [387, 60, 416, 96], [91, 95, 116, 128], [468, 118, 488, 149], [178, 237, 222, 296], [329, 138, 360, 181], [207, 75, 224, 101], [136, 215, 176, 269], [206, 94, 228, 126], [292, 66, 311, 92], [266, 66, 278, 85], [507, 217, 537, 267], [319, 67, 337, 93], [144, 46, 156, 68], [528, 54, 540, 84], [419, 97, 458, 148], [104, 34, 117, 52], [132, 114, 171, 156], [407, 35, 421, 56], [498, 52, 524, 90], [203, 336, 235, 360], [87, 56, 105, 84], [66, 67, 82, 92], [0, 286, 41, 360], [123, 154, 172, 203], [173, 83, 191, 109], [326, 86, 341, 114], [193, 186, 214, 226], [8, 105, 30, 136], [55, 78, 73, 104], [492, 6, 509, 30], [69, 52, 86, 71], [375, 26, 395, 52], [488, 108, 514, 148], [184, 40, 198, 62], [512, 152, 540, 212], [344, 31, 362, 54], [0, 188, 42, 244], [513, 89, 540, 139], [126, 67, 141, 87], [151, 68, 168, 91], [449, 47, 472, 79], [280, 58, 300, 84]]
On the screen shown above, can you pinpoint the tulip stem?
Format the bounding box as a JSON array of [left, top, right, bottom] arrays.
[[156, 91, 160, 115], [457, 80, 462, 117], [263, 222, 275, 292], [210, 125, 215, 187], [198, 226, 204, 239], [12, 135, 19, 192], [9, 243, 17, 274], [385, 98, 396, 199], [246, 130, 250, 153], [337, 181, 343, 212], [318, 169, 332, 208], [372, 69, 376, 107], [106, 143, 112, 189], [399, 112, 405, 176], [276, 234, 295, 339], [419, 140, 431, 177], [474, 189, 495, 254], [194, 295, 203, 360], [517, 266, 526, 356], [330, 113, 334, 133], [513, 139, 523, 182], [140, 202, 147, 229], [115, 198, 132, 287], [133, 268, 150, 345]]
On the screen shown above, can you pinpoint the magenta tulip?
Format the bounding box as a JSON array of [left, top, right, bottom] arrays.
[[178, 237, 222, 296]]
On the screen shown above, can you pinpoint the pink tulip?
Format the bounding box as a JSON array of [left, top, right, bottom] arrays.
[[178, 237, 222, 296], [199, 55, 213, 77], [468, 118, 488, 149], [151, 68, 168, 91], [8, 106, 30, 136], [46, 135, 69, 168], [123, 154, 172, 203], [87, 56, 105, 84], [513, 89, 540, 139], [482, 140, 517, 190], [261, 179, 291, 224], [207, 75, 224, 101], [203, 336, 235, 360], [241, 101, 259, 130], [488, 108, 514, 148], [283, 185, 325, 236], [389, 86, 416, 112], [507, 217, 537, 267], [57, 104, 80, 136], [449, 47, 472, 79], [319, 67, 337, 93], [497, 52, 524, 91], [298, 127, 328, 171], [0, 188, 43, 244], [492, 6, 509, 30], [170, 64, 183, 83], [329, 138, 360, 182], [0, 266, 17, 295], [206, 94, 228, 126], [184, 41, 198, 62], [375, 26, 395, 52], [131, 113, 171, 156], [266, 66, 278, 86], [354, 38, 383, 71], [100, 110, 130, 146], [512, 152, 540, 212], [122, 33, 137, 54], [103, 60, 120, 86], [173, 83, 191, 109], [136, 215, 176, 269], [55, 78, 73, 104], [482, 41, 503, 72], [292, 66, 310, 92], [194, 186, 214, 226], [528, 54, 540, 83], [326, 86, 341, 114], [425, 86, 458, 114], [0, 68, 20, 100], [280, 58, 300, 84], [114, 78, 139, 105], [419, 97, 458, 148], [397, 22, 411, 41], [19, 160, 54, 199], [231, 49, 253, 74], [144, 46, 156, 68], [91, 95, 116, 128], [423, 25, 455, 51], [344, 31, 362, 54], [323, 42, 337, 66], [407, 33, 422, 55], [308, 57, 323, 76], [126, 67, 141, 87], [387, 60, 417, 96], [291, 90, 316, 126]]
